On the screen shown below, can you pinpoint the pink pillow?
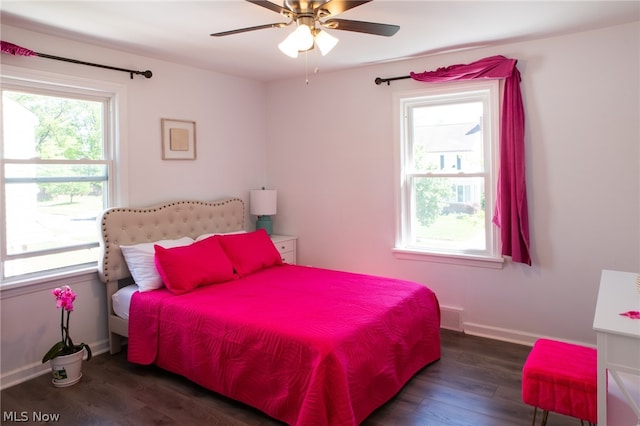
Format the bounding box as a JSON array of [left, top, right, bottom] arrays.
[[216, 229, 283, 277], [154, 236, 236, 295]]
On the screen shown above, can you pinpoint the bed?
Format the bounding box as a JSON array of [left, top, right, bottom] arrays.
[[98, 198, 441, 426]]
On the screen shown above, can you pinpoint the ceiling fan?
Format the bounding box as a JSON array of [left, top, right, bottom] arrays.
[[210, 0, 400, 58]]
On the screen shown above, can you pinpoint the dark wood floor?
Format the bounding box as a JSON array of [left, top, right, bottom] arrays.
[[1, 330, 581, 426]]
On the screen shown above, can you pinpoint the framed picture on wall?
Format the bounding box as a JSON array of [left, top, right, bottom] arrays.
[[161, 118, 196, 160]]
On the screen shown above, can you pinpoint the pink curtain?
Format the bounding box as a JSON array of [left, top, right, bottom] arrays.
[[410, 55, 530, 265]]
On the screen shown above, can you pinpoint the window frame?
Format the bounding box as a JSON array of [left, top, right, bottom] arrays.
[[0, 65, 128, 288], [392, 80, 504, 269]]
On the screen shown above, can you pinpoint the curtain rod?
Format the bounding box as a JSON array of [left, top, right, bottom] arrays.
[[36, 52, 153, 79], [1, 41, 152, 79], [374, 75, 411, 85]]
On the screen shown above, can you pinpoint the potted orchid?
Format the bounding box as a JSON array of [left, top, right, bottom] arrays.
[[42, 286, 92, 386]]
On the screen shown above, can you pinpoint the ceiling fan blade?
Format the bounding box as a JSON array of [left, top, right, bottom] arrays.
[[323, 18, 399, 36], [314, 0, 372, 17], [246, 0, 295, 18], [210, 22, 289, 37]]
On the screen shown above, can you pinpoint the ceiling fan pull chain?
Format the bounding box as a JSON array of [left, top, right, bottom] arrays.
[[305, 50, 309, 85]]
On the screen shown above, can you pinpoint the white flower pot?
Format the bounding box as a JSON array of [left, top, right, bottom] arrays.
[[49, 348, 84, 387]]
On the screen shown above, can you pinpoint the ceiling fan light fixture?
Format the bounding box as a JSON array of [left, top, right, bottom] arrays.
[[279, 22, 315, 58], [293, 23, 314, 51], [314, 29, 339, 56], [278, 32, 300, 58], [212, 1, 400, 61]]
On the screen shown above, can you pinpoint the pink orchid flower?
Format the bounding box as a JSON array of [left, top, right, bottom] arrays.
[[52, 285, 76, 312]]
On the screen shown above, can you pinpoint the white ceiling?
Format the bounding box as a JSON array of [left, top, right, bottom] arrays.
[[1, 1, 639, 82]]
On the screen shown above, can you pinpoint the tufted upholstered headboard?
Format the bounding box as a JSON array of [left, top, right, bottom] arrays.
[[98, 198, 245, 284], [97, 198, 245, 353]]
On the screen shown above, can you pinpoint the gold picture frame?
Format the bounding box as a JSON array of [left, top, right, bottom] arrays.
[[161, 118, 196, 160]]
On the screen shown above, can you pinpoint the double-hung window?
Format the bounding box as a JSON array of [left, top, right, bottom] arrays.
[[394, 81, 503, 267], [1, 68, 125, 284]]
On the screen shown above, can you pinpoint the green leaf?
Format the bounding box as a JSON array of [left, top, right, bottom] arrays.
[[42, 341, 65, 363], [81, 343, 92, 361]]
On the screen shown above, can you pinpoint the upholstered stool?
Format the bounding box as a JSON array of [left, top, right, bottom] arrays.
[[522, 339, 597, 426]]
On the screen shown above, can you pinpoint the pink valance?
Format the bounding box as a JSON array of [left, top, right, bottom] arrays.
[[1, 40, 36, 56], [410, 55, 531, 265]]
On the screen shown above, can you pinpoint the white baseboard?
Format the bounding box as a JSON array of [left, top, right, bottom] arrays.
[[439, 304, 593, 348], [439, 306, 538, 346], [462, 322, 594, 348], [462, 322, 539, 346], [439, 307, 538, 346], [0, 339, 110, 390]]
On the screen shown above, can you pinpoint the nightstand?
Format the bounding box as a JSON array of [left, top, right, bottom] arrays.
[[270, 234, 297, 265]]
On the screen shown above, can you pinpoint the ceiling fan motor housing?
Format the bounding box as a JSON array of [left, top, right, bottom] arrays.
[[284, 1, 331, 15]]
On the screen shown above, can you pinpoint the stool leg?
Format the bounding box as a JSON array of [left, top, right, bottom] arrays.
[[531, 406, 538, 426], [541, 410, 549, 426]]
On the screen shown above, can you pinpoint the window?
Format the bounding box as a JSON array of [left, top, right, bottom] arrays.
[[1, 67, 126, 283], [394, 81, 503, 267]]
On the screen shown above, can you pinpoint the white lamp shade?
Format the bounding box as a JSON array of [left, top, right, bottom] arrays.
[[314, 29, 339, 56], [250, 189, 277, 216], [278, 32, 299, 58], [293, 24, 314, 51], [279, 23, 321, 58]]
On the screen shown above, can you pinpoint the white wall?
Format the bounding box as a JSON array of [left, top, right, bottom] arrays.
[[265, 22, 640, 346], [0, 25, 268, 387]]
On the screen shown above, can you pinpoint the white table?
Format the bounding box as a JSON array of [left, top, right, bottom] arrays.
[[593, 269, 640, 426]]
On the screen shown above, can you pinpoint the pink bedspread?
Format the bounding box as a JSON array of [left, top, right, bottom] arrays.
[[128, 265, 440, 425]]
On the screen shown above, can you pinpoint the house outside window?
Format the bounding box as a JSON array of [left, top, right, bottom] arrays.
[[0, 67, 126, 284], [394, 81, 503, 267]]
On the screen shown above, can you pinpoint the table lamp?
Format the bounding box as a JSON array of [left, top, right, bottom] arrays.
[[250, 188, 277, 235]]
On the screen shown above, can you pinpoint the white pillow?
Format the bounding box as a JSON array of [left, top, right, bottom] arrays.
[[195, 230, 246, 241], [120, 237, 194, 291]]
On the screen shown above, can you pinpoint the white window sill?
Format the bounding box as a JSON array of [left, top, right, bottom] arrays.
[[392, 248, 504, 269], [0, 264, 98, 299]]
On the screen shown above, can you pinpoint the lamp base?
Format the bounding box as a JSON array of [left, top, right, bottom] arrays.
[[256, 215, 273, 235]]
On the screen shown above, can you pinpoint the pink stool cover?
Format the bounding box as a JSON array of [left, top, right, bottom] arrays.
[[522, 338, 597, 423]]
